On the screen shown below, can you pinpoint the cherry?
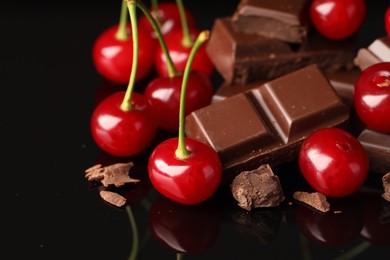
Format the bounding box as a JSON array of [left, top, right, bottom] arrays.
[[386, 6, 390, 36], [148, 195, 219, 254], [298, 127, 369, 198], [92, 1, 155, 84], [354, 62, 390, 134], [148, 31, 222, 205], [310, 0, 366, 40], [91, 1, 157, 157], [138, 1, 196, 42]]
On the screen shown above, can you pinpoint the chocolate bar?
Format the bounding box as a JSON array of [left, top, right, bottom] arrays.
[[358, 129, 390, 174], [206, 17, 356, 85], [185, 64, 350, 180], [354, 36, 390, 70], [232, 0, 308, 43], [212, 80, 265, 103]]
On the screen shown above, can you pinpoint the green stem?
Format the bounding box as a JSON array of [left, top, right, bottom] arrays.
[[126, 206, 139, 260], [332, 241, 371, 260], [175, 30, 209, 159], [176, 253, 184, 260], [136, 0, 179, 78], [176, 0, 193, 47], [151, 0, 158, 13], [115, 0, 128, 41], [120, 0, 138, 111]]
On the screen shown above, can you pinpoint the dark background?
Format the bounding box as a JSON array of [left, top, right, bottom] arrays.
[[1, 0, 389, 259]]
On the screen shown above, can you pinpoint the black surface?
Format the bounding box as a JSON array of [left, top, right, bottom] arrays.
[[2, 0, 390, 259]]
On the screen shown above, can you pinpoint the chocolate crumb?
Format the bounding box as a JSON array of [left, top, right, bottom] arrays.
[[382, 172, 390, 202], [334, 210, 342, 214], [85, 162, 139, 187], [293, 191, 330, 213], [99, 190, 126, 207], [230, 164, 285, 211]]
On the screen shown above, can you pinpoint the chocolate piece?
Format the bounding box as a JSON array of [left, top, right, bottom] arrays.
[[382, 172, 390, 202], [354, 36, 390, 70], [230, 164, 285, 211], [231, 0, 308, 43], [206, 17, 356, 85], [212, 80, 265, 103], [185, 64, 349, 178], [293, 191, 330, 213], [358, 129, 390, 174], [85, 162, 139, 187], [99, 190, 126, 207]]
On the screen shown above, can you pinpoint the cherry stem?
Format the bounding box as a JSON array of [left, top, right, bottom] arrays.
[[115, 0, 128, 41], [120, 0, 138, 111], [136, 0, 179, 78], [125, 206, 139, 260], [176, 0, 193, 47], [175, 30, 209, 159], [151, 0, 158, 13]]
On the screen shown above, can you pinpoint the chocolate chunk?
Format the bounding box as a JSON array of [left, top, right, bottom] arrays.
[[232, 0, 309, 43], [85, 162, 139, 187], [382, 172, 390, 202], [212, 80, 265, 103], [206, 17, 356, 85], [354, 36, 390, 70], [99, 190, 126, 207], [293, 191, 330, 213], [358, 129, 390, 174], [326, 69, 360, 109], [185, 64, 349, 179], [230, 164, 285, 211]]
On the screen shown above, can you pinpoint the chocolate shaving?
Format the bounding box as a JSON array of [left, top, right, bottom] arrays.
[[293, 191, 330, 213], [85, 162, 139, 187], [382, 172, 390, 202], [99, 190, 126, 207], [230, 164, 285, 211]]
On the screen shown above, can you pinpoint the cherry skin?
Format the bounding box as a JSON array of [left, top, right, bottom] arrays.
[[154, 29, 214, 78], [386, 6, 390, 36], [92, 23, 155, 84], [310, 0, 366, 40], [148, 137, 222, 205], [144, 71, 213, 131], [138, 2, 196, 43], [354, 62, 390, 134], [91, 91, 157, 157], [298, 127, 369, 198]]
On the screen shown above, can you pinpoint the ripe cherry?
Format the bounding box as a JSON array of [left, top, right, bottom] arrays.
[[91, 1, 157, 157], [298, 128, 369, 198], [138, 1, 196, 42], [92, 1, 155, 84], [354, 62, 390, 134], [148, 31, 222, 205], [310, 0, 366, 40], [386, 6, 390, 36]]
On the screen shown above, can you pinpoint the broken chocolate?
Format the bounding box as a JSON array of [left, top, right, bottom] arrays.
[[230, 164, 285, 211], [99, 190, 127, 207], [382, 172, 390, 202], [232, 0, 309, 43], [206, 17, 356, 85], [354, 36, 390, 70], [185, 64, 349, 179], [293, 191, 330, 213], [85, 162, 139, 187]]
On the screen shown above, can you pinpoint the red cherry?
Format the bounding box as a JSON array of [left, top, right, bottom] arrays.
[[138, 2, 196, 42], [144, 71, 213, 131], [148, 195, 219, 254], [154, 29, 214, 78], [92, 23, 155, 84], [386, 6, 390, 36], [91, 91, 157, 157], [354, 62, 390, 133], [310, 0, 366, 40], [298, 128, 369, 198], [148, 137, 222, 205]]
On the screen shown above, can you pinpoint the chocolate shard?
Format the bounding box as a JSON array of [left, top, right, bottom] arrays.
[[232, 0, 309, 43], [99, 190, 126, 207], [185, 64, 349, 179], [293, 191, 330, 213], [230, 164, 285, 211], [206, 17, 356, 85], [354, 36, 390, 70], [382, 172, 390, 202], [358, 129, 390, 174]]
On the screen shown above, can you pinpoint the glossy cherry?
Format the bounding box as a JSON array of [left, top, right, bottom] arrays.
[[354, 62, 390, 134], [310, 0, 366, 40], [92, 1, 155, 84], [298, 127, 369, 198], [386, 6, 390, 36], [138, 1, 196, 42], [144, 70, 213, 131], [148, 195, 219, 254]]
